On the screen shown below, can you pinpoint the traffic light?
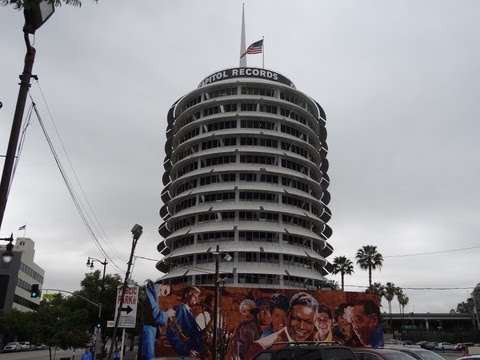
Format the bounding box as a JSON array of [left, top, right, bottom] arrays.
[[96, 320, 101, 329], [30, 284, 40, 298]]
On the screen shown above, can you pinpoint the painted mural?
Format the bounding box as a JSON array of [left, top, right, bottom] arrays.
[[140, 281, 384, 360]]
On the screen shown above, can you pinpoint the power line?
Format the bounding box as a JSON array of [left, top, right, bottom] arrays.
[[344, 245, 480, 261], [33, 80, 129, 266], [29, 94, 126, 274]]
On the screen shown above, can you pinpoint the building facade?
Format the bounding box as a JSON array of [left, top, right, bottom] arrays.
[[0, 238, 44, 311], [157, 67, 333, 289]]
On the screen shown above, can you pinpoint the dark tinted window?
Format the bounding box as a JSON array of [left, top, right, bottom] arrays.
[[255, 353, 273, 360], [325, 348, 357, 360]]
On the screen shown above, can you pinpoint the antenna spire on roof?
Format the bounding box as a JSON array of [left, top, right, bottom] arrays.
[[239, 3, 247, 67]]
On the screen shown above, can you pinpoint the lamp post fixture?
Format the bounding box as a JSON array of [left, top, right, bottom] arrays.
[[86, 257, 108, 293], [0, 0, 54, 232], [211, 245, 232, 360], [86, 256, 108, 359], [0, 233, 14, 263]]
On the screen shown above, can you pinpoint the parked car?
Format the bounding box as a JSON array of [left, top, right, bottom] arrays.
[[435, 342, 456, 351], [455, 356, 480, 360], [353, 348, 416, 360], [389, 347, 446, 360], [455, 343, 475, 352], [422, 342, 438, 351], [253, 342, 357, 360], [19, 341, 31, 351], [2, 342, 21, 353]]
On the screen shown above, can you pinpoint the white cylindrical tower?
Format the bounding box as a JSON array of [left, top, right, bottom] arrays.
[[157, 67, 333, 290]]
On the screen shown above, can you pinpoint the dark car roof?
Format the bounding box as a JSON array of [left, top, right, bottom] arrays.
[[253, 342, 356, 360], [388, 347, 446, 360], [353, 348, 416, 360]]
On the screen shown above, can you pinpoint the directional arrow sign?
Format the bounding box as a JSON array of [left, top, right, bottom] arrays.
[[121, 305, 133, 314], [114, 285, 139, 328]]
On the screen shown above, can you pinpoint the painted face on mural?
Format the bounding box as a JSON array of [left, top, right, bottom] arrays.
[[271, 307, 287, 332], [338, 314, 354, 339], [239, 303, 255, 321], [287, 304, 316, 341], [316, 311, 333, 338], [186, 289, 200, 308], [257, 308, 272, 327], [351, 304, 378, 346]]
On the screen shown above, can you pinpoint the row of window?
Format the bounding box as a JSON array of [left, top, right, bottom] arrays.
[[173, 173, 318, 198], [170, 210, 323, 236], [174, 154, 318, 181], [177, 86, 317, 120], [165, 274, 326, 288], [174, 191, 316, 214], [175, 137, 313, 163], [168, 252, 322, 271], [167, 232, 321, 254], [13, 294, 39, 311], [177, 118, 316, 148], [19, 262, 44, 284]]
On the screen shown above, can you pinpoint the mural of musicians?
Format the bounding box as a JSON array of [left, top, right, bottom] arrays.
[[140, 283, 384, 359], [166, 285, 204, 359]]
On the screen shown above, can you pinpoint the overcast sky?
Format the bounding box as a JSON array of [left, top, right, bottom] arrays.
[[1, 0, 479, 314]]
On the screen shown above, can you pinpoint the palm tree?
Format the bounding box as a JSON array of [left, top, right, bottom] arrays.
[[367, 282, 385, 300], [384, 282, 398, 328], [398, 291, 409, 315], [355, 245, 384, 288], [332, 256, 354, 291]]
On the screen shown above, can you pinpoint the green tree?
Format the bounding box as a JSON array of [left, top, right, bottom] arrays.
[[384, 282, 398, 328], [332, 256, 354, 291], [33, 293, 90, 359], [318, 279, 339, 291], [457, 298, 475, 313], [355, 245, 384, 288], [366, 282, 385, 300], [0, 308, 33, 342], [397, 290, 409, 315], [66, 270, 122, 347]]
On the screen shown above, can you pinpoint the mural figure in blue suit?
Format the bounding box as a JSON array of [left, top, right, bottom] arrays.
[[141, 280, 175, 360], [166, 285, 204, 359]]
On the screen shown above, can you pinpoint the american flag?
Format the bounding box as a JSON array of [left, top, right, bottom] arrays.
[[241, 39, 263, 58]]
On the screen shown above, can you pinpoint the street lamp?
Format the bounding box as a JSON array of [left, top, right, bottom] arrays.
[[0, 0, 55, 232], [211, 245, 232, 360], [86, 257, 108, 292], [86, 256, 108, 359], [1, 234, 14, 263]]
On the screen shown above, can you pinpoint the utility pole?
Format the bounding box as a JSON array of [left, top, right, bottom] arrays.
[[0, 33, 35, 232], [0, 1, 54, 232], [212, 244, 220, 360]]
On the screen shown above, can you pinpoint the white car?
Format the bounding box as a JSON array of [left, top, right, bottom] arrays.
[[435, 342, 456, 351], [3, 342, 21, 352], [19, 341, 31, 351]]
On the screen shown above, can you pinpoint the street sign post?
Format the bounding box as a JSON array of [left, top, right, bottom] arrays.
[[113, 285, 139, 328]]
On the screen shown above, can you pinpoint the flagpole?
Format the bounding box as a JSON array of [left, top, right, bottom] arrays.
[[262, 36, 265, 69]]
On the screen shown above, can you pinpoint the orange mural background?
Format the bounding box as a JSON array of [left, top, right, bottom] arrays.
[[142, 284, 381, 359]]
